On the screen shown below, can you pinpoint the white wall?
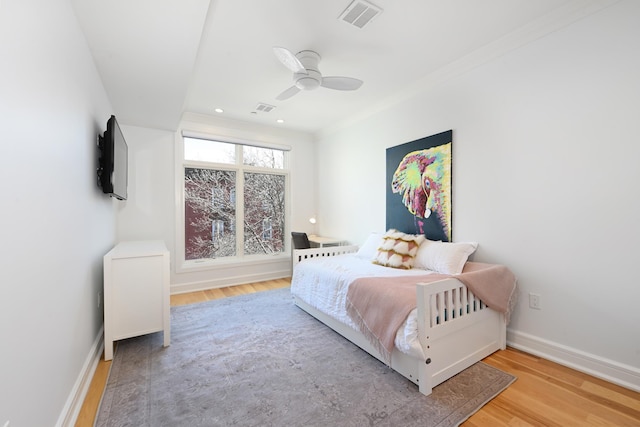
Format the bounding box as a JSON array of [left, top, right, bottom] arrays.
[[314, 1, 640, 390], [116, 113, 316, 292], [0, 0, 115, 425], [115, 125, 175, 245]]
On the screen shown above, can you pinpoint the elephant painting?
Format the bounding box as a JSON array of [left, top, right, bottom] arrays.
[[386, 131, 452, 242]]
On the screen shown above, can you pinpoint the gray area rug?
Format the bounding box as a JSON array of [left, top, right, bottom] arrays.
[[95, 288, 515, 427]]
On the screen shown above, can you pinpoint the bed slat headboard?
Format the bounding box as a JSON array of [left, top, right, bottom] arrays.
[[292, 246, 359, 269]]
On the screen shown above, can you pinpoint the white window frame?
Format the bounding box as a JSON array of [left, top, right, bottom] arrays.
[[175, 131, 291, 273]]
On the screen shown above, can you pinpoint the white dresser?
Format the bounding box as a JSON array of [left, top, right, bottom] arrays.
[[103, 240, 170, 361]]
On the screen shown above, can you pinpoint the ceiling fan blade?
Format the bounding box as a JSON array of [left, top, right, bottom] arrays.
[[273, 47, 306, 74], [276, 85, 301, 101], [321, 76, 363, 91]]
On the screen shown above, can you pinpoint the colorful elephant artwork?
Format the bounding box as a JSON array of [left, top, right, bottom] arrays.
[[391, 142, 451, 241], [386, 131, 452, 242]]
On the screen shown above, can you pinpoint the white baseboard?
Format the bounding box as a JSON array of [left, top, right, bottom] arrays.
[[171, 270, 291, 295], [507, 329, 640, 392], [56, 327, 104, 427]]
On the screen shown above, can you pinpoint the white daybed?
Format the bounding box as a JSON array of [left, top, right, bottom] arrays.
[[290, 236, 516, 396]]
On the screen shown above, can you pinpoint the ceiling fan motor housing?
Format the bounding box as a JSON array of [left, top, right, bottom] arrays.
[[294, 50, 322, 90], [294, 70, 321, 90]]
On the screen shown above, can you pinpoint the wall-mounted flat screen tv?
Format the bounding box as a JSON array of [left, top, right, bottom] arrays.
[[97, 115, 128, 200]]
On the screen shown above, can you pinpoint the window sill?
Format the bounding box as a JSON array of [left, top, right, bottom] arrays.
[[176, 252, 291, 274]]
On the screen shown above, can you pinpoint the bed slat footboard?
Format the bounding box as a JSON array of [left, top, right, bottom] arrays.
[[416, 278, 506, 394]]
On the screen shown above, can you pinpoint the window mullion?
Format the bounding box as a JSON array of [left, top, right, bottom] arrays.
[[236, 170, 245, 257], [236, 145, 245, 256]]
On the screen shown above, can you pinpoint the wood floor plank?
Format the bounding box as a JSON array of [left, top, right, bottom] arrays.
[[76, 278, 640, 427], [74, 358, 112, 426], [170, 291, 205, 306], [203, 287, 227, 301], [582, 380, 640, 411], [221, 286, 246, 297]]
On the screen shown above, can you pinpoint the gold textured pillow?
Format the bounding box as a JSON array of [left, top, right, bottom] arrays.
[[373, 229, 426, 269]]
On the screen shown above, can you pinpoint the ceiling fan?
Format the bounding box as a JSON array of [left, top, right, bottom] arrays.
[[273, 47, 363, 101]]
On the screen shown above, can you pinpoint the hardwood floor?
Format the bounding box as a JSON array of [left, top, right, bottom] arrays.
[[469, 349, 640, 426], [75, 278, 640, 427]]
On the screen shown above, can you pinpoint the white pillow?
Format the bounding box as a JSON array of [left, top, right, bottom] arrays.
[[356, 232, 383, 259], [414, 239, 478, 274]]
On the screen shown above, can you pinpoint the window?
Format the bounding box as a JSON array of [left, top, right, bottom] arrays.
[[181, 136, 289, 264]]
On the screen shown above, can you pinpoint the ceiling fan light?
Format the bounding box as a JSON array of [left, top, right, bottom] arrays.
[[295, 77, 320, 90]]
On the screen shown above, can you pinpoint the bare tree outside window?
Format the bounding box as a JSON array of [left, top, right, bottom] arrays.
[[184, 168, 236, 259], [244, 172, 285, 255], [183, 138, 287, 261], [243, 146, 284, 169]]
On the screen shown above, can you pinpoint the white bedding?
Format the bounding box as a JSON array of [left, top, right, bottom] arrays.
[[290, 253, 438, 358]]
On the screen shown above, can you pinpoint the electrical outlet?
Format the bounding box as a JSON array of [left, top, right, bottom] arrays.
[[529, 293, 541, 310]]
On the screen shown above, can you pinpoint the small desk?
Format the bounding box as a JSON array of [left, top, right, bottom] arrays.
[[308, 235, 344, 248]]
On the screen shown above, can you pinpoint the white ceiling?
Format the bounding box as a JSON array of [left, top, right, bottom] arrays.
[[72, 0, 612, 135]]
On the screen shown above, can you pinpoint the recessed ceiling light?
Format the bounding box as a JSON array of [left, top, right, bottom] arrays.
[[214, 108, 224, 113], [276, 119, 284, 124]]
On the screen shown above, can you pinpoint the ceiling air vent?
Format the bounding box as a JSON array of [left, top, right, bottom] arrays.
[[339, 0, 382, 29], [255, 103, 276, 113]]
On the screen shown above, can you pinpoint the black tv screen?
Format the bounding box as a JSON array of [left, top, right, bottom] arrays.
[[97, 115, 128, 200]]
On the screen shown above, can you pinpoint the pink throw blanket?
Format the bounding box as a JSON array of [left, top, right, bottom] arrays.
[[456, 262, 518, 321], [345, 262, 517, 364]]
